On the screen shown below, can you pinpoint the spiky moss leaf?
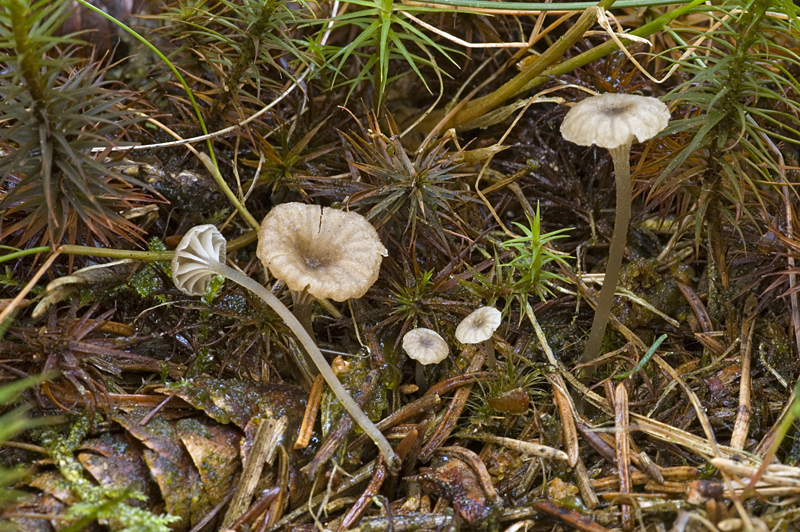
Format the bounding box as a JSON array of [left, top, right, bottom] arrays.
[[0, 0, 152, 248]]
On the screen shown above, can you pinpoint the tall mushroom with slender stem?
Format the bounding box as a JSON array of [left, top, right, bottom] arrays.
[[561, 93, 670, 367], [256, 203, 387, 337], [171, 224, 399, 471]]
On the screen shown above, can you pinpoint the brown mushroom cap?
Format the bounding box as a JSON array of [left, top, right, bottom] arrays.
[[560, 93, 670, 150], [257, 203, 388, 302], [402, 328, 449, 365], [455, 306, 502, 344]]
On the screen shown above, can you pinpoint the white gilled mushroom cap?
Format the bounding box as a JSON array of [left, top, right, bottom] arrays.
[[172, 224, 226, 296], [257, 203, 388, 301], [560, 93, 670, 150], [402, 328, 449, 365], [455, 306, 502, 344]]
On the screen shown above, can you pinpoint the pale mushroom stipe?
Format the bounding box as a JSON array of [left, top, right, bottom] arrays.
[[560, 93, 670, 370], [455, 306, 501, 369], [171, 224, 400, 471], [256, 203, 388, 338]]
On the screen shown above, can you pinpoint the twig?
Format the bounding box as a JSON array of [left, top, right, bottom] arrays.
[[438, 446, 501, 504], [339, 457, 388, 531], [295, 374, 325, 449], [402, 13, 530, 47], [267, 461, 377, 532], [303, 369, 380, 479], [527, 304, 580, 467], [424, 371, 491, 397], [529, 501, 612, 532], [676, 282, 713, 333], [350, 393, 440, 450], [419, 346, 484, 462], [550, 375, 579, 468], [220, 487, 280, 532], [562, 364, 746, 459]]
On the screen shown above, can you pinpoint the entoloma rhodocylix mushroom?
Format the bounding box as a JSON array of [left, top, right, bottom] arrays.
[[256, 203, 387, 337], [560, 93, 670, 367], [455, 306, 501, 369], [171, 224, 399, 471], [402, 328, 449, 366]]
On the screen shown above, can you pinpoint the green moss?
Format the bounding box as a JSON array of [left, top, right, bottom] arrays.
[[41, 417, 179, 532], [125, 238, 172, 303]]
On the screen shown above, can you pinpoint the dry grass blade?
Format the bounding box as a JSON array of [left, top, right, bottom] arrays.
[[614, 382, 633, 531], [468, 434, 568, 461], [730, 294, 758, 450], [550, 375, 579, 468], [562, 365, 747, 460]]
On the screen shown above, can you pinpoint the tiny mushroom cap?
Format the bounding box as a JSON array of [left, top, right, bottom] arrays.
[[257, 203, 388, 301], [172, 224, 226, 296], [403, 328, 449, 365], [456, 306, 502, 344], [560, 93, 670, 150]]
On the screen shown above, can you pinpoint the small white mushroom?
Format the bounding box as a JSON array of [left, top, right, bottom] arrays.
[[561, 93, 670, 369], [455, 306, 502, 369], [172, 225, 225, 295], [402, 328, 449, 365], [171, 224, 399, 471]]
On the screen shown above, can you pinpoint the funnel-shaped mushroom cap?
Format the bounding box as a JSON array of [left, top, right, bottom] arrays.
[[403, 328, 449, 365], [560, 93, 670, 149], [172, 225, 226, 296], [456, 306, 502, 344], [257, 203, 388, 302]]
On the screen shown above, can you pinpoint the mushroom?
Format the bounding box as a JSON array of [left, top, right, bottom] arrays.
[[403, 328, 449, 390], [256, 203, 387, 337], [560, 93, 670, 367], [402, 328, 449, 365], [171, 224, 399, 471], [455, 306, 502, 369]]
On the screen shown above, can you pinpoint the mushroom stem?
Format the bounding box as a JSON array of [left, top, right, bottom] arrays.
[[415, 361, 427, 391], [483, 339, 496, 370], [290, 289, 317, 342], [208, 261, 400, 471], [581, 143, 632, 369]]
